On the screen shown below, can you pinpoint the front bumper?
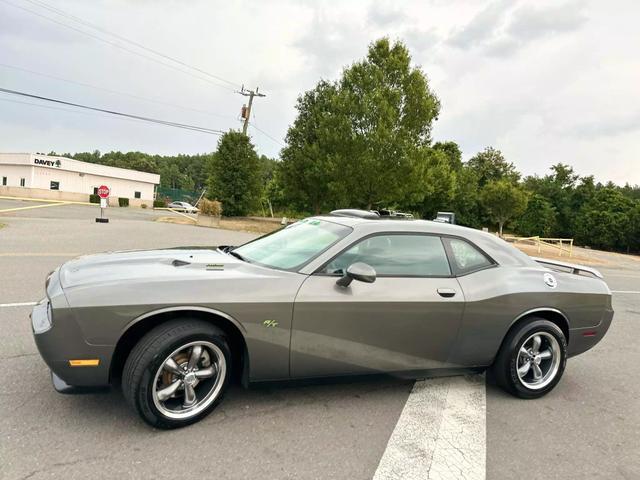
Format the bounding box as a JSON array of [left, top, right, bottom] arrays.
[[51, 370, 110, 394], [31, 299, 113, 389]]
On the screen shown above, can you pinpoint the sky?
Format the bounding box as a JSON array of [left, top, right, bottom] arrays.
[[0, 0, 638, 184]]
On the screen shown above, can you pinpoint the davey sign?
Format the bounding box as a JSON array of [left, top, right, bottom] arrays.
[[33, 158, 62, 168]]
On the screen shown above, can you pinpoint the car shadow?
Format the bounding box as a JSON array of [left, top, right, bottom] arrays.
[[41, 374, 415, 432]]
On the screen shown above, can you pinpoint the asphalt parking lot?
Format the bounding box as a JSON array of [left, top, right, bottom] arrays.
[[1, 199, 639, 480]]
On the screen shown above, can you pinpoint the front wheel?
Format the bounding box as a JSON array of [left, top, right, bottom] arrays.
[[492, 318, 567, 399], [122, 319, 231, 429]]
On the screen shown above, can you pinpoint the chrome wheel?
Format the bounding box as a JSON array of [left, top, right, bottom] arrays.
[[516, 332, 561, 390], [152, 340, 226, 420]]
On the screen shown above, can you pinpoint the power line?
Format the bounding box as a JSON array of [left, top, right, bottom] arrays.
[[21, 0, 240, 89], [0, 87, 225, 135], [0, 96, 225, 136], [249, 122, 285, 148], [0, 97, 99, 116], [0, 62, 236, 121], [0, 0, 236, 92]]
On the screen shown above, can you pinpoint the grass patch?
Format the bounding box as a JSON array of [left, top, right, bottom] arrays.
[[155, 216, 281, 234]]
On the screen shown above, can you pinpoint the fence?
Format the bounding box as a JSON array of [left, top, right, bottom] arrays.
[[502, 235, 574, 257], [156, 187, 201, 204]]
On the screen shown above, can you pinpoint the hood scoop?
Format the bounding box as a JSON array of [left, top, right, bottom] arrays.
[[172, 259, 191, 267]]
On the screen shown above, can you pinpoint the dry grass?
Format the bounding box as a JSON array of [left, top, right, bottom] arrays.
[[155, 216, 281, 234], [513, 243, 609, 266], [155, 216, 196, 226], [217, 218, 281, 234]]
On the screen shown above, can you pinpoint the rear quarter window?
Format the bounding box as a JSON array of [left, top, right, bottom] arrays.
[[445, 238, 494, 275]]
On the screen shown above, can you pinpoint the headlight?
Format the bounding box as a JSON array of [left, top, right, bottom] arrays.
[[45, 270, 54, 289], [31, 300, 53, 334]]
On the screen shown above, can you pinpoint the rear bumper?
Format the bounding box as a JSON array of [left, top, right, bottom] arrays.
[[567, 307, 614, 357]]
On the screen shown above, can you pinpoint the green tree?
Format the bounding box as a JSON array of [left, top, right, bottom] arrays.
[[433, 141, 462, 171], [451, 166, 482, 228], [411, 148, 456, 219], [279, 81, 338, 213], [467, 147, 519, 187], [207, 131, 261, 216], [514, 194, 557, 237], [281, 38, 440, 212], [480, 179, 528, 236], [335, 38, 441, 209], [523, 164, 579, 238], [574, 188, 634, 250], [625, 203, 640, 252]]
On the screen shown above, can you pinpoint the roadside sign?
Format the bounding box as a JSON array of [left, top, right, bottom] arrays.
[[96, 185, 110, 223], [97, 185, 110, 199]]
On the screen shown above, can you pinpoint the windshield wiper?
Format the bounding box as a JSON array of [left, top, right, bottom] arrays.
[[227, 249, 248, 262]]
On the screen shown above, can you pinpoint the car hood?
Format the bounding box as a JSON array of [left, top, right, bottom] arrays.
[[58, 247, 263, 289]]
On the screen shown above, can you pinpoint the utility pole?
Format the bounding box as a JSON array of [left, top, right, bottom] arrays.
[[238, 86, 266, 135]]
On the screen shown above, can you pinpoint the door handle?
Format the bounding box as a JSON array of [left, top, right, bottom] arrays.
[[437, 288, 456, 298]]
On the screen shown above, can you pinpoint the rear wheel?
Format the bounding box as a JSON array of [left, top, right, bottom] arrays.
[[492, 318, 567, 399], [122, 319, 231, 429]]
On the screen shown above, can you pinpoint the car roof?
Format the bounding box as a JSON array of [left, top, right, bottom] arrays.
[[311, 215, 537, 268]]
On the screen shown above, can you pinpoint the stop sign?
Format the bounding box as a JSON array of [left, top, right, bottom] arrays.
[[97, 185, 110, 199]]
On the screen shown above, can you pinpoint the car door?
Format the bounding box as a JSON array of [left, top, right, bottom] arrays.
[[290, 233, 466, 378]]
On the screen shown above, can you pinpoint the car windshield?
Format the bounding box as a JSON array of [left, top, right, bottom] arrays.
[[232, 218, 352, 271]]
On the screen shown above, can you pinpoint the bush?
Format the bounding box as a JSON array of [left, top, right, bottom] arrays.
[[89, 194, 100, 204], [141, 203, 148, 209], [199, 198, 222, 217], [153, 197, 168, 208], [118, 197, 129, 207]]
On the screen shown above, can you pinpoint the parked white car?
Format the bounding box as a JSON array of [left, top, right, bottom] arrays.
[[167, 201, 199, 213]]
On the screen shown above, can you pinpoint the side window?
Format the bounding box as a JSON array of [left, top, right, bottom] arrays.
[[322, 234, 451, 277], [134, 191, 141, 199], [446, 238, 493, 275]]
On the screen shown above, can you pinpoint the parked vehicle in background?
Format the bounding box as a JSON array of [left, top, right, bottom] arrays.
[[434, 212, 456, 224], [31, 209, 613, 428], [168, 201, 199, 213], [373, 209, 414, 219]]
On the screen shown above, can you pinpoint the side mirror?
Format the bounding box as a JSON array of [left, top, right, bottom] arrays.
[[336, 262, 377, 287]]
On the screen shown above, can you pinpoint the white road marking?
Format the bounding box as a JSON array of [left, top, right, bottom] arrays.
[[0, 302, 37, 308], [373, 375, 486, 480], [611, 290, 640, 294]]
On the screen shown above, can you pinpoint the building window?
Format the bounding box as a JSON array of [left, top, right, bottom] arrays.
[[93, 187, 98, 195], [20, 178, 25, 187], [1, 176, 6, 186], [134, 191, 141, 199], [50, 181, 60, 190]]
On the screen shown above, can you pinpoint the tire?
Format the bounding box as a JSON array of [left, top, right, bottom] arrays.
[[122, 319, 231, 429], [491, 318, 567, 399]]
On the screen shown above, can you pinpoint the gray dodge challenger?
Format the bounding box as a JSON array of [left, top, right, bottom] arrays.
[[31, 209, 614, 428]]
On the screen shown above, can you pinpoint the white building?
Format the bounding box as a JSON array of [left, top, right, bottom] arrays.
[[0, 153, 160, 206]]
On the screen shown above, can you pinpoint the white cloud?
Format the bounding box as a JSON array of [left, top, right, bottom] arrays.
[[0, 0, 638, 185]]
